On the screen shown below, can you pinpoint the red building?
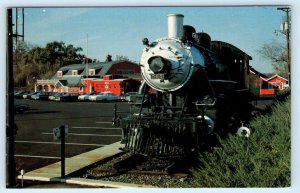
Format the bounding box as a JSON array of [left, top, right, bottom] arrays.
[[81, 75, 140, 96], [249, 67, 289, 96], [36, 60, 141, 94], [260, 74, 289, 95]]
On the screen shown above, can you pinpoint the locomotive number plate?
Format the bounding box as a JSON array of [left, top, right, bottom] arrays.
[[150, 73, 164, 79]]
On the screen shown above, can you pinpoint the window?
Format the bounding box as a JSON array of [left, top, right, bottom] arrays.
[[57, 71, 63, 78], [279, 83, 284, 90], [89, 69, 95, 76], [72, 70, 78, 75]]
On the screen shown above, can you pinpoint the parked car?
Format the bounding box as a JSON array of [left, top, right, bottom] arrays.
[[55, 93, 79, 102], [14, 102, 29, 114], [14, 91, 30, 99], [23, 91, 38, 99], [29, 92, 41, 100], [89, 92, 121, 102], [31, 92, 53, 100], [78, 92, 99, 101], [48, 92, 61, 101], [122, 92, 138, 102]]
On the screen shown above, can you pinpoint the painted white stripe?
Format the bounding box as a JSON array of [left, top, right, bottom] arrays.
[[72, 126, 121, 130], [15, 140, 106, 147], [15, 154, 61, 159], [95, 122, 112, 124], [42, 132, 122, 137]]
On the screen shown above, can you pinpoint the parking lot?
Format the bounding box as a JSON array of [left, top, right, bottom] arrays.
[[13, 99, 130, 173]]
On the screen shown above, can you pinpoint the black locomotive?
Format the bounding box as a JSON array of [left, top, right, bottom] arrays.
[[113, 14, 253, 156]]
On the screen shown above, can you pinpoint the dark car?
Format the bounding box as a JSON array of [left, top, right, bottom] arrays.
[[23, 91, 38, 99], [14, 102, 29, 114], [31, 92, 53, 100], [55, 93, 79, 102], [14, 91, 30, 99]]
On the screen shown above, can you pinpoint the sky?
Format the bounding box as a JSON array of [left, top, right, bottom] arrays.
[[14, 6, 287, 73]]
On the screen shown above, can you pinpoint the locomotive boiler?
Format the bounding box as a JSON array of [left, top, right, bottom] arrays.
[[113, 14, 253, 156]]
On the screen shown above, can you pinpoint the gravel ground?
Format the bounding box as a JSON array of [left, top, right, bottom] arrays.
[[78, 152, 197, 188]]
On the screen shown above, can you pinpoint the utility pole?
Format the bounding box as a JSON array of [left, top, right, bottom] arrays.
[[277, 7, 291, 86], [86, 33, 89, 78], [7, 8, 16, 187], [13, 8, 25, 50]]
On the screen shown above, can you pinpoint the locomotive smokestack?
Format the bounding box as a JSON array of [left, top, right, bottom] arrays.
[[167, 13, 184, 39]]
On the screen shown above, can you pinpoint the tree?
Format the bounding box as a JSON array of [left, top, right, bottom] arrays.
[[257, 40, 288, 74], [64, 44, 83, 65], [43, 41, 83, 68], [257, 9, 290, 75], [13, 41, 84, 88], [115, 55, 129, 61]]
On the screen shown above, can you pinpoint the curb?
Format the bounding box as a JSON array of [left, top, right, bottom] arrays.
[[65, 178, 156, 188]]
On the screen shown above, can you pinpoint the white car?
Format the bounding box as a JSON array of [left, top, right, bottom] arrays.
[[78, 92, 98, 101], [89, 92, 121, 102], [23, 92, 38, 99], [49, 92, 62, 101], [123, 92, 138, 102]]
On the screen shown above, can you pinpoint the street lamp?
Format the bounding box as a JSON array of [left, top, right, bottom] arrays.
[[33, 76, 36, 92], [54, 47, 64, 69]]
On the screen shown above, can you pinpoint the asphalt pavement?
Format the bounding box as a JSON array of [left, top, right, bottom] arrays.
[[13, 99, 130, 176]]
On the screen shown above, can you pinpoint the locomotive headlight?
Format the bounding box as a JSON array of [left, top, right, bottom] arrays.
[[148, 56, 170, 73]]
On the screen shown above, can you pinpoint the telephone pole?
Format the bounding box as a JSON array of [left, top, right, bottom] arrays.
[[13, 8, 25, 50], [277, 7, 291, 85], [7, 8, 16, 187]]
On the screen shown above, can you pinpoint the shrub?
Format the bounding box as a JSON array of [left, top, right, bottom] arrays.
[[191, 97, 291, 187]]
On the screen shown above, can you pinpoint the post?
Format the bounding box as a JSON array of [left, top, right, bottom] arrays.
[[114, 103, 117, 118], [6, 8, 16, 187], [169, 93, 176, 107], [22, 8, 25, 41], [20, 169, 25, 187], [86, 34, 89, 78], [60, 125, 65, 178]]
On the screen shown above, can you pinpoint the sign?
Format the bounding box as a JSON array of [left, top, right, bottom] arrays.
[[53, 125, 68, 140], [150, 73, 165, 79], [105, 82, 109, 90]]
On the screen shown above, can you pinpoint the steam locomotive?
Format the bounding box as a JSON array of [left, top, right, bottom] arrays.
[[113, 14, 253, 156]]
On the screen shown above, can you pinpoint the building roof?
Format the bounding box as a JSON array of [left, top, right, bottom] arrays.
[[267, 74, 288, 82], [57, 75, 83, 87], [52, 60, 137, 79], [264, 73, 289, 80]]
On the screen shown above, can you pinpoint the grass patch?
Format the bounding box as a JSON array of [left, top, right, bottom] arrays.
[[191, 97, 291, 187]]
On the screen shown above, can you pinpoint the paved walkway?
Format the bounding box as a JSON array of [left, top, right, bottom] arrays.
[[17, 141, 154, 187]]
